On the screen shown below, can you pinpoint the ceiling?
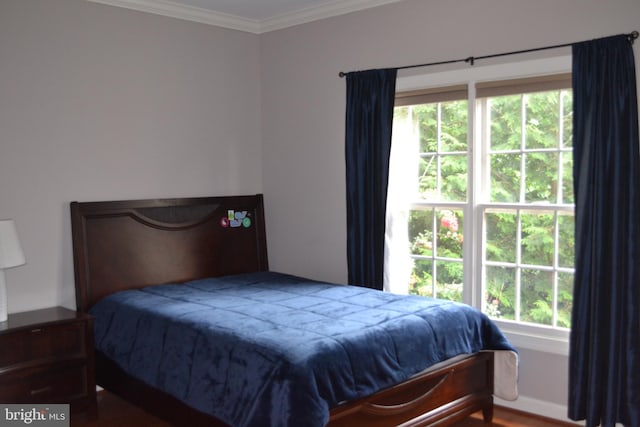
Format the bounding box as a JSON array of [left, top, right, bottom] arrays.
[[88, 0, 404, 33]]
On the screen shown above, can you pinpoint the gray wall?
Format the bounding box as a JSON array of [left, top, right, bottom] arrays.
[[0, 0, 262, 310], [260, 0, 639, 420]]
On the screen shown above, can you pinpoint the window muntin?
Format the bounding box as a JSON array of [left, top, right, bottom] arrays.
[[391, 75, 574, 331]]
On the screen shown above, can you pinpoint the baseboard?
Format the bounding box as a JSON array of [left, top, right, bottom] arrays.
[[495, 396, 584, 425]]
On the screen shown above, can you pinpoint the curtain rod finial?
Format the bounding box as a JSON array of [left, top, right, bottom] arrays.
[[630, 31, 639, 43], [339, 71, 346, 78]]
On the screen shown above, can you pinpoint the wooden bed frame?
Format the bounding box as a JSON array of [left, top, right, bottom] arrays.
[[70, 194, 494, 427]]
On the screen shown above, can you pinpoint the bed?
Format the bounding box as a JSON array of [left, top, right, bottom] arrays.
[[70, 194, 517, 427]]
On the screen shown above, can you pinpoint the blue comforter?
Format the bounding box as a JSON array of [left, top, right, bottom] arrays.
[[90, 271, 514, 427]]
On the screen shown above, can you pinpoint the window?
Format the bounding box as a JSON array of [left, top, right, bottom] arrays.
[[387, 61, 574, 349]]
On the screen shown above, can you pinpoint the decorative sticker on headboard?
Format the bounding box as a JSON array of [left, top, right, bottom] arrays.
[[220, 210, 252, 228]]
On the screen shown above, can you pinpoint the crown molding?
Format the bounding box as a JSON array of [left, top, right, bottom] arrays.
[[86, 0, 404, 34], [259, 0, 404, 33], [87, 0, 262, 33]]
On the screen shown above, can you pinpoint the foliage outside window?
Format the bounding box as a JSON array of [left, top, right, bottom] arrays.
[[391, 75, 574, 329]]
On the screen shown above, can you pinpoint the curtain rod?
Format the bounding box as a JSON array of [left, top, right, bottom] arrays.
[[338, 31, 638, 78]]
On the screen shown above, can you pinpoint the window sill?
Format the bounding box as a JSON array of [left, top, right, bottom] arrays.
[[494, 320, 570, 356]]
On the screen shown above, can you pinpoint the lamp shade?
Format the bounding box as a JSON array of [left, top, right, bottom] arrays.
[[0, 220, 26, 269]]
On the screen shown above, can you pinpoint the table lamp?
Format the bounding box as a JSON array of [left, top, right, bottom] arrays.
[[0, 219, 26, 322]]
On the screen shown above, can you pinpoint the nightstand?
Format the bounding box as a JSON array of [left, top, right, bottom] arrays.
[[0, 306, 96, 413]]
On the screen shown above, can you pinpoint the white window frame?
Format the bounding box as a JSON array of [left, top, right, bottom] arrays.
[[395, 54, 573, 355]]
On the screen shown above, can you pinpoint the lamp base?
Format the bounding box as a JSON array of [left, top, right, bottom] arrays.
[[0, 270, 7, 322]]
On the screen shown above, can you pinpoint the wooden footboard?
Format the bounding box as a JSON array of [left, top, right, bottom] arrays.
[[328, 352, 494, 427], [95, 350, 494, 427]]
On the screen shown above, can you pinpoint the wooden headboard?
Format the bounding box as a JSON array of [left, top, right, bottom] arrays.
[[70, 194, 269, 313]]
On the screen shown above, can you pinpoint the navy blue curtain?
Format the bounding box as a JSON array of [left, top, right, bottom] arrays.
[[569, 35, 640, 427], [344, 69, 397, 289]]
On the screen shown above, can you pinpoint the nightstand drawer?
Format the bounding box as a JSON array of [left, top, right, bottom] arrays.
[[0, 363, 88, 403], [0, 322, 86, 368]]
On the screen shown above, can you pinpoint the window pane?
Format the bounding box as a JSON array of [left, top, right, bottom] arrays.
[[557, 272, 574, 328], [525, 92, 560, 150], [414, 104, 438, 153], [525, 151, 558, 203], [558, 214, 575, 268], [489, 153, 521, 202], [409, 209, 434, 257], [417, 155, 437, 200], [410, 259, 433, 297], [521, 212, 555, 266], [562, 152, 574, 204], [562, 90, 573, 148], [489, 95, 522, 151], [440, 100, 468, 152], [436, 209, 463, 258], [485, 211, 517, 263], [394, 105, 409, 123], [436, 260, 463, 302], [521, 269, 553, 326], [485, 266, 515, 320], [440, 155, 467, 201]]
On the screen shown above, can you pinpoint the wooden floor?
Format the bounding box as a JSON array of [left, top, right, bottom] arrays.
[[71, 391, 573, 427]]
